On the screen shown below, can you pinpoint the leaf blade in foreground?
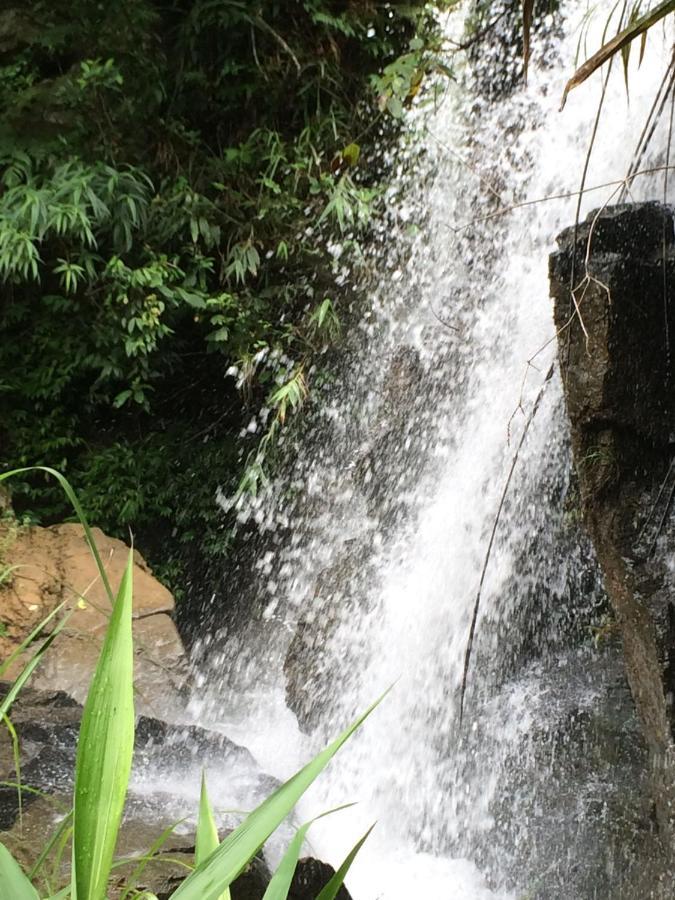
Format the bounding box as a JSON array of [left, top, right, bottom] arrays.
[[170, 691, 387, 900], [71, 551, 135, 900], [315, 825, 374, 900], [0, 842, 39, 900]]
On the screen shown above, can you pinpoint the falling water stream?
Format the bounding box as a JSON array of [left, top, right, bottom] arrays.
[[140, 4, 675, 898]]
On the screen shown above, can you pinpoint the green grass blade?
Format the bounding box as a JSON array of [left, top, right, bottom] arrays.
[[29, 810, 74, 880], [2, 715, 22, 826], [262, 805, 354, 900], [0, 842, 40, 900], [196, 773, 221, 864], [315, 824, 374, 900], [71, 550, 135, 900], [0, 614, 70, 721], [0, 600, 68, 679], [44, 889, 70, 900], [0, 467, 113, 602], [119, 818, 187, 900], [196, 774, 230, 900], [170, 691, 387, 900]]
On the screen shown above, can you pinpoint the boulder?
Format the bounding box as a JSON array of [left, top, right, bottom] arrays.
[[550, 202, 675, 845], [290, 857, 353, 898], [0, 522, 187, 717]]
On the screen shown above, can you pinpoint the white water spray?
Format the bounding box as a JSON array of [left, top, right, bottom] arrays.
[[186, 5, 674, 897]]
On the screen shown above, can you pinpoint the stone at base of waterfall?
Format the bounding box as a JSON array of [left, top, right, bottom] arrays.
[[0, 683, 263, 827], [0, 521, 188, 717], [142, 854, 352, 900]]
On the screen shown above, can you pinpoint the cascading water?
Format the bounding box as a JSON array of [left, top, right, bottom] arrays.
[[182, 4, 674, 897]]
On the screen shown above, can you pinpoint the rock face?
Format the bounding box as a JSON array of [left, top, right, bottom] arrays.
[[550, 203, 675, 847], [0, 522, 187, 717]]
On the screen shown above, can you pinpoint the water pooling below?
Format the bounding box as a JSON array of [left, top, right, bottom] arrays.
[[135, 5, 674, 898]]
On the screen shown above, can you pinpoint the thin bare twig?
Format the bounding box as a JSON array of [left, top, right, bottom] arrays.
[[253, 15, 302, 74], [425, 128, 504, 204], [447, 165, 675, 234], [662, 72, 674, 371], [458, 363, 555, 725]]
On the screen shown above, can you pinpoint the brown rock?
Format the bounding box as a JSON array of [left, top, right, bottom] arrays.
[[0, 523, 187, 717]]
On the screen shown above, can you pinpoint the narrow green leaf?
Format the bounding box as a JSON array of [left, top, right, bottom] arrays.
[[45, 889, 70, 900], [170, 691, 387, 900], [2, 715, 22, 826], [262, 805, 354, 900], [29, 810, 74, 880], [72, 551, 135, 900], [0, 468, 114, 602], [0, 614, 70, 721], [119, 818, 187, 900], [0, 601, 67, 679], [196, 774, 230, 900], [315, 824, 375, 900], [0, 842, 39, 900]]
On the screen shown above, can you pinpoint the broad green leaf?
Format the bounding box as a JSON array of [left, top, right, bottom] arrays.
[[196, 774, 230, 900], [341, 143, 360, 167], [0, 842, 39, 900], [315, 824, 374, 900], [170, 691, 387, 900], [262, 805, 354, 900], [71, 551, 135, 900]]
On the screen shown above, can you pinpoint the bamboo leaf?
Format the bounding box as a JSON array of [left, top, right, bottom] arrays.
[[169, 691, 387, 900], [0, 842, 39, 900], [315, 825, 374, 900], [71, 551, 135, 900], [562, 0, 675, 106]]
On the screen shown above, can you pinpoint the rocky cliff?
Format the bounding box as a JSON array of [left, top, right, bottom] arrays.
[[550, 202, 675, 856]]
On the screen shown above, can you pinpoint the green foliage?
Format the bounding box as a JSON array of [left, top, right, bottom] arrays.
[[0, 0, 448, 593]]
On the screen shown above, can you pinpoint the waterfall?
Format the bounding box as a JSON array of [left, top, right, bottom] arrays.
[[187, 4, 674, 897]]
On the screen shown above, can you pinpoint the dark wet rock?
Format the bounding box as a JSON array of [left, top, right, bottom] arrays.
[[289, 857, 352, 899], [550, 202, 675, 847], [145, 850, 270, 900], [0, 682, 271, 831], [283, 540, 372, 733], [133, 852, 350, 900]]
